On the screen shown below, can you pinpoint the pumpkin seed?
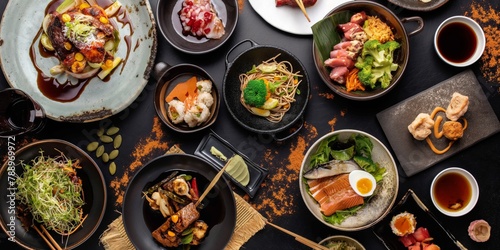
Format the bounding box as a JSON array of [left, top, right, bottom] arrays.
[[106, 126, 120, 136], [97, 127, 105, 137], [102, 152, 109, 163], [96, 145, 105, 158], [87, 141, 99, 152], [100, 135, 113, 143], [109, 162, 116, 175], [113, 134, 122, 149], [109, 149, 119, 160]]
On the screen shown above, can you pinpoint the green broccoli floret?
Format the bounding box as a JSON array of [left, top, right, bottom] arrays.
[[372, 64, 398, 88], [243, 79, 267, 107], [361, 40, 386, 63], [377, 40, 400, 64], [355, 55, 374, 69], [355, 40, 400, 88]]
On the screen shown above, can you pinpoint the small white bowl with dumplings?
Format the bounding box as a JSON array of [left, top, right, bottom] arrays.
[[153, 62, 220, 133]]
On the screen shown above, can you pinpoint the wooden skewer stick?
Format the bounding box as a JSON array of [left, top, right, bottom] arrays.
[[266, 221, 329, 250], [295, 0, 311, 22], [195, 157, 231, 207]]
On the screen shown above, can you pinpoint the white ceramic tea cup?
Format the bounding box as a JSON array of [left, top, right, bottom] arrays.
[[434, 16, 485, 67], [430, 167, 479, 217]]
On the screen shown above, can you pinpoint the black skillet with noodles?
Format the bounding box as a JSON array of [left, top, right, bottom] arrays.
[[223, 39, 310, 141]]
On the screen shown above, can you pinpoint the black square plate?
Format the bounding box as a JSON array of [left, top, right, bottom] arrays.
[[372, 189, 466, 249], [195, 132, 268, 198]]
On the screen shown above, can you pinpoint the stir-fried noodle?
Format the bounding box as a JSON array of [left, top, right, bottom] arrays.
[[16, 150, 86, 239], [239, 54, 302, 123]]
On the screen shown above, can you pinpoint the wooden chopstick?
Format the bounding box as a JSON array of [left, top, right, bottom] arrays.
[[40, 225, 63, 250], [195, 157, 231, 207], [266, 221, 329, 250], [295, 0, 311, 22], [33, 225, 56, 250], [295, 236, 329, 250], [32, 224, 63, 250]]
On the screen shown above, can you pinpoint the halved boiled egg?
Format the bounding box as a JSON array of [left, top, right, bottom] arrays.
[[348, 170, 376, 197]]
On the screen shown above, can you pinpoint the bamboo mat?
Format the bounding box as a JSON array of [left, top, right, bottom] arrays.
[[99, 145, 266, 250]]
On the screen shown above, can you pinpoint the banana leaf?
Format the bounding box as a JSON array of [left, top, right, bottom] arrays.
[[312, 10, 353, 63]]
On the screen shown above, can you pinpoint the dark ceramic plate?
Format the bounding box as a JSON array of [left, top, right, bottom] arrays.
[[122, 154, 236, 250], [373, 189, 465, 249], [0, 140, 106, 249], [388, 0, 449, 11], [377, 70, 500, 177], [153, 62, 220, 133], [156, 0, 238, 54], [223, 40, 310, 140], [195, 131, 268, 198]]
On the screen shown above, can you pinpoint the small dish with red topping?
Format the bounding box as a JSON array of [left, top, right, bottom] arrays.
[[156, 0, 239, 54]]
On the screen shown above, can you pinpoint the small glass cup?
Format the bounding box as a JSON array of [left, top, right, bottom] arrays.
[[0, 88, 46, 138]]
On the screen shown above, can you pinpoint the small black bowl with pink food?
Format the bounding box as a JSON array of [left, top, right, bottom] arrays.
[[156, 0, 239, 54]]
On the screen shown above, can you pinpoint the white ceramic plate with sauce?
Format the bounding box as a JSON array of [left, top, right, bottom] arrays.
[[248, 0, 351, 35], [0, 0, 157, 122]]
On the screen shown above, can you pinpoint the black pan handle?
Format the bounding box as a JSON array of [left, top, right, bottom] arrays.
[[152, 62, 172, 81], [272, 116, 305, 142], [401, 16, 424, 37], [225, 39, 258, 69]]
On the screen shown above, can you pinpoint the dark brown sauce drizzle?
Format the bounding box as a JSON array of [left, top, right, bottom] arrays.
[[30, 0, 134, 102], [114, 3, 134, 74], [134, 39, 141, 52], [31, 27, 91, 102]]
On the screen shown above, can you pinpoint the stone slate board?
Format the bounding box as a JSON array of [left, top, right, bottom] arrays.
[[377, 70, 500, 177]]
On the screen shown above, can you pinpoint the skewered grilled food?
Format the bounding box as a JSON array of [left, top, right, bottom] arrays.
[[145, 173, 209, 248], [275, 0, 317, 7]]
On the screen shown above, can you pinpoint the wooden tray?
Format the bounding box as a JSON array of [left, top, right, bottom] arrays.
[[377, 70, 500, 177]]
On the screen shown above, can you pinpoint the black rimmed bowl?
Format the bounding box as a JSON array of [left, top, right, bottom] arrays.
[[156, 0, 239, 54], [312, 1, 424, 101], [153, 62, 220, 133], [122, 154, 236, 249], [223, 39, 310, 141], [0, 139, 106, 249]]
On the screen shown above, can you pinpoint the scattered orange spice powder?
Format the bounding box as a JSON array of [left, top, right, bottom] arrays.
[[253, 123, 318, 220], [238, 0, 244, 12], [328, 117, 337, 132], [110, 116, 169, 206], [318, 92, 335, 100], [465, 3, 500, 83]]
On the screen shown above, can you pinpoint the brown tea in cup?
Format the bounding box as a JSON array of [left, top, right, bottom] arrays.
[[432, 171, 472, 212]]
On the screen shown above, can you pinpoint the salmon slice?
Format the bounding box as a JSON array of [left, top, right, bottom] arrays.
[[309, 174, 350, 202], [319, 188, 364, 216], [308, 175, 340, 193]]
